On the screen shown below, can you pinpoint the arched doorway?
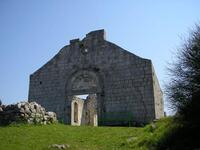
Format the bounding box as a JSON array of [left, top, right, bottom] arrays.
[[65, 70, 104, 125]]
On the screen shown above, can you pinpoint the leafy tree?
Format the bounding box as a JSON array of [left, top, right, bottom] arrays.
[[166, 24, 200, 125], [158, 24, 200, 150]]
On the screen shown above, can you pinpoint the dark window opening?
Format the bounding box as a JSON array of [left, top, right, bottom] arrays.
[[74, 102, 78, 123], [79, 43, 84, 49]]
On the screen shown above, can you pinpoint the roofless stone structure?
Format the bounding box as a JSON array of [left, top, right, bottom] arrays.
[[28, 29, 164, 126]]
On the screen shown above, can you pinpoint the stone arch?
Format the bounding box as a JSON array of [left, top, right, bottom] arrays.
[[64, 69, 104, 124], [66, 70, 103, 96]]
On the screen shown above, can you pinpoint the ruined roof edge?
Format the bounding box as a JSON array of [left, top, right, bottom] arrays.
[[30, 29, 152, 75]]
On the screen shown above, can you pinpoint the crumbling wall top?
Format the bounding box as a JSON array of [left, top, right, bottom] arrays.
[[70, 38, 80, 45], [69, 29, 106, 46], [86, 29, 106, 40]]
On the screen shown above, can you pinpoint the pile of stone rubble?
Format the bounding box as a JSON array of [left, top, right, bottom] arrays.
[[0, 101, 57, 125]]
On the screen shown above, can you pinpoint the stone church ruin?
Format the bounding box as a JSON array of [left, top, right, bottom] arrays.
[[28, 29, 164, 126]]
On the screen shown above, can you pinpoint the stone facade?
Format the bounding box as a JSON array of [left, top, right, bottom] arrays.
[[28, 29, 164, 126]]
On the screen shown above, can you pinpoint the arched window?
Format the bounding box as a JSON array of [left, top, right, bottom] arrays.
[[74, 102, 78, 123]]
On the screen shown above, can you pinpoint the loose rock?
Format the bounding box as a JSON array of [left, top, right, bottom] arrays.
[[0, 101, 57, 125], [48, 144, 70, 150]]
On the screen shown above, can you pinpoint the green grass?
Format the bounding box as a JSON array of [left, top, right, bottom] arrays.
[[0, 117, 175, 150]]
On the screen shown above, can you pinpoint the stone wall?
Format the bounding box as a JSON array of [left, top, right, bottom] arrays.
[[0, 101, 57, 125], [71, 94, 98, 126], [71, 97, 84, 126], [82, 94, 98, 126], [28, 29, 164, 125], [152, 66, 164, 119]]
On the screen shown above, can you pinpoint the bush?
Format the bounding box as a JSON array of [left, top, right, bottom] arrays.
[[164, 23, 200, 150], [166, 23, 200, 125]]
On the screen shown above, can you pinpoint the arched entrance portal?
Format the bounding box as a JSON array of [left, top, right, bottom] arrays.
[[65, 70, 103, 126]]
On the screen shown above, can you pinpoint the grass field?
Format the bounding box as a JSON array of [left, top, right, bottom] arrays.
[[0, 118, 174, 150]]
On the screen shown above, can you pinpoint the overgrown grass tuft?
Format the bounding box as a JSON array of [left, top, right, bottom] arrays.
[[125, 117, 179, 150]]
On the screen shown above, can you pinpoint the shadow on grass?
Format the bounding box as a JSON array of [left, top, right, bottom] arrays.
[[156, 121, 200, 150]]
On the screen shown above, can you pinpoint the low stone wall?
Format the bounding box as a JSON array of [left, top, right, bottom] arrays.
[[0, 101, 57, 125]]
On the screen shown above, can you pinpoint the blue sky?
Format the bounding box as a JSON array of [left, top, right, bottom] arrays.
[[0, 0, 200, 114]]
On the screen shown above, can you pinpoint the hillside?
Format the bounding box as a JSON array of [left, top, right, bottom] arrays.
[[0, 118, 174, 150]]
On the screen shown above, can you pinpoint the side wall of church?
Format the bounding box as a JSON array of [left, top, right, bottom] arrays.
[[152, 66, 164, 119]]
